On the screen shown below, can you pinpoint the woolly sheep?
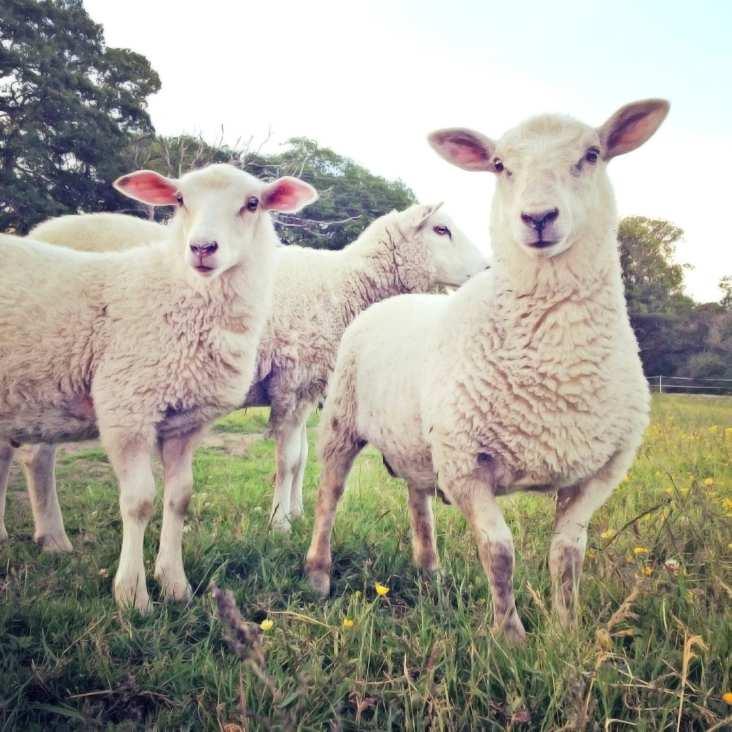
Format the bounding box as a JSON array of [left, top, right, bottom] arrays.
[[0, 163, 317, 610], [1, 203, 488, 540], [305, 100, 670, 642]]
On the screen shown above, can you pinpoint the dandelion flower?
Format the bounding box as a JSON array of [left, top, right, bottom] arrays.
[[703, 478, 714, 487], [374, 582, 390, 597], [723, 498, 732, 513], [342, 618, 354, 629], [600, 529, 615, 540], [633, 546, 649, 556], [708, 425, 719, 434], [260, 618, 274, 631], [642, 566, 653, 576], [723, 692, 732, 705], [725, 427, 732, 443]]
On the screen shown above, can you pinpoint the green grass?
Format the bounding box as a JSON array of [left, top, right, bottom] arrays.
[[1, 397, 730, 730]]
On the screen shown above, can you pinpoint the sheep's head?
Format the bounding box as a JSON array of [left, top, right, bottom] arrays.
[[114, 164, 317, 279], [428, 100, 669, 262], [394, 204, 489, 289]]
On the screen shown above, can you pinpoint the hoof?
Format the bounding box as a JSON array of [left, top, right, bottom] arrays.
[[154, 565, 193, 602], [306, 566, 331, 597], [36, 533, 73, 553], [492, 617, 528, 645], [270, 516, 292, 533], [114, 577, 152, 613]]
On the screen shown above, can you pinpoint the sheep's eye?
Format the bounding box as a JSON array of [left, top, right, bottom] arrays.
[[493, 158, 504, 173], [433, 225, 452, 239], [246, 196, 259, 212], [175, 193, 184, 207], [584, 147, 600, 164]]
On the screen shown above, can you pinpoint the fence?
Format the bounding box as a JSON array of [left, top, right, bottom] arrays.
[[647, 375, 732, 395]]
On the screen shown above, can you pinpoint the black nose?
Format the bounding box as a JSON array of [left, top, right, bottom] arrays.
[[189, 241, 218, 257], [520, 208, 559, 232]]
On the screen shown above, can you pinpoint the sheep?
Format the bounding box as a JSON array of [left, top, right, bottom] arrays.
[[0, 163, 317, 610], [30, 212, 165, 251], [1, 203, 488, 540], [305, 99, 669, 642]]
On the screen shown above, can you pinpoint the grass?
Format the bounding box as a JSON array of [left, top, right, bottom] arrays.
[[1, 395, 731, 730]]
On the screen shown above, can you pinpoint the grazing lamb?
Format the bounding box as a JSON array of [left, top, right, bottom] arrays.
[[1, 204, 488, 539], [0, 163, 317, 610], [305, 100, 669, 642]]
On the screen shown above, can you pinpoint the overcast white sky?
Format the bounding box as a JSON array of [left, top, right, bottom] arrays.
[[86, 0, 732, 302]]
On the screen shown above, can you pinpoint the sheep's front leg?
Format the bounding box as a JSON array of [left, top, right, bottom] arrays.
[[17, 444, 72, 553], [407, 485, 439, 573], [270, 418, 306, 531], [0, 442, 13, 543], [105, 435, 156, 612], [289, 420, 309, 520], [550, 448, 636, 627], [154, 432, 200, 602], [453, 480, 526, 643]]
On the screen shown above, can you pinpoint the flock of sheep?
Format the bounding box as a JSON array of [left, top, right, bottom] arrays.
[[0, 99, 670, 641]]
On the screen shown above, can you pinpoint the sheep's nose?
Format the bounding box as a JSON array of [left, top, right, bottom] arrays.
[[189, 241, 218, 257], [520, 208, 559, 231]]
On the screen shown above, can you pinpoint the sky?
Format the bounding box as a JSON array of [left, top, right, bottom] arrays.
[[85, 0, 732, 302]]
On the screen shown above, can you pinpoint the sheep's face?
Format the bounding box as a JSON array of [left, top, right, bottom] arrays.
[[114, 164, 317, 279], [401, 204, 488, 287], [428, 100, 669, 262]]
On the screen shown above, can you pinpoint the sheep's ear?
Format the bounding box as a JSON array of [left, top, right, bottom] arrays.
[[114, 170, 179, 205], [262, 176, 318, 213], [428, 128, 496, 172], [415, 202, 444, 231], [598, 99, 670, 160]]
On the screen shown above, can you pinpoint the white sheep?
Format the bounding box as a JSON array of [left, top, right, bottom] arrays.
[[1, 203, 488, 539], [0, 163, 317, 610], [305, 100, 669, 642]]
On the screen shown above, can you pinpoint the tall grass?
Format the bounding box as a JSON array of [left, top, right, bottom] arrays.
[[1, 395, 730, 729]]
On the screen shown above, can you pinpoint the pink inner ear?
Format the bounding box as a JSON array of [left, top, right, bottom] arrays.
[[115, 171, 178, 205], [262, 177, 316, 212], [446, 139, 489, 166]]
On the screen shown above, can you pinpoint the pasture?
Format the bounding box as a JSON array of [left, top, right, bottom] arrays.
[[1, 395, 730, 729]]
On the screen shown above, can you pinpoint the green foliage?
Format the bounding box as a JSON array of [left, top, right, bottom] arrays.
[[0, 0, 160, 232], [1, 399, 730, 729]]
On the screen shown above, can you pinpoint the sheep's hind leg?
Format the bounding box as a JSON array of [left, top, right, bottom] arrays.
[[18, 444, 72, 553], [269, 418, 305, 532], [550, 448, 636, 627], [407, 484, 439, 574], [0, 443, 13, 543], [452, 477, 526, 644], [289, 420, 309, 520], [154, 431, 201, 602], [104, 432, 156, 612], [305, 434, 364, 597]]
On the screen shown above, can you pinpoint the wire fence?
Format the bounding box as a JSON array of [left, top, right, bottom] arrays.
[[647, 375, 732, 395]]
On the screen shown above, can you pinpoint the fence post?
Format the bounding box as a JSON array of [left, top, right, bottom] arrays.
[[659, 375, 663, 394]]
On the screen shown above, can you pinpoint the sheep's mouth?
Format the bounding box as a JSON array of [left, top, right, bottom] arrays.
[[526, 239, 559, 249], [193, 264, 216, 276]]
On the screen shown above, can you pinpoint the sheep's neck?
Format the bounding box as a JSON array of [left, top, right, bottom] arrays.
[[337, 235, 412, 327]]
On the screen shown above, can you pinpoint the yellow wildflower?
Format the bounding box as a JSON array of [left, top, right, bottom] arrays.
[[342, 618, 354, 629], [708, 425, 719, 434], [642, 566, 653, 576], [633, 546, 649, 556], [600, 529, 615, 540], [260, 619, 274, 631], [374, 582, 390, 597], [703, 478, 714, 487], [723, 692, 732, 705], [725, 427, 732, 443], [723, 498, 732, 513], [586, 549, 597, 560]]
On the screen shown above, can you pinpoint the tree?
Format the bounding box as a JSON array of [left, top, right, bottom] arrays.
[[618, 216, 693, 316], [719, 275, 732, 310], [248, 137, 417, 249], [0, 0, 160, 232]]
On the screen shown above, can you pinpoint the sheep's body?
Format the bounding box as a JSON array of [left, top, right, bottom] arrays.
[[29, 212, 165, 251], [4, 205, 486, 534], [0, 163, 315, 608], [245, 205, 487, 528], [307, 101, 668, 642]]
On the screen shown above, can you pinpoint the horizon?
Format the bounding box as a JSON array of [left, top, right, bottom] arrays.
[[85, 0, 732, 303]]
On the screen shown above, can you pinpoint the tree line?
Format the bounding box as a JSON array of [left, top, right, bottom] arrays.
[[1, 0, 730, 379]]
